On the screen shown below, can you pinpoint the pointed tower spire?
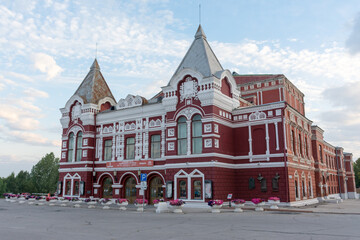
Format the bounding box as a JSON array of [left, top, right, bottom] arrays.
[[73, 59, 116, 104], [195, 24, 206, 39], [90, 58, 100, 71], [169, 25, 223, 82]]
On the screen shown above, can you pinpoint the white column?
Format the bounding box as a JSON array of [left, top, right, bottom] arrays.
[[112, 123, 116, 161], [161, 115, 166, 158], [119, 134, 124, 160], [248, 125, 252, 161], [187, 120, 191, 155], [283, 118, 287, 150], [274, 122, 279, 150], [265, 123, 270, 159], [260, 91, 263, 104], [144, 117, 149, 159]]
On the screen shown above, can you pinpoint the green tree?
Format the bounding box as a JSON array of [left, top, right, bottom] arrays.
[[15, 170, 35, 193], [31, 152, 59, 193], [0, 178, 7, 196], [5, 172, 18, 194], [353, 158, 360, 188]]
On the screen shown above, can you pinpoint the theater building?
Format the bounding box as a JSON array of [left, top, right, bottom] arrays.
[[58, 25, 357, 205]]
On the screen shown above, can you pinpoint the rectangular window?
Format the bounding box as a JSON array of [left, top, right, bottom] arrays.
[[104, 140, 112, 161], [126, 137, 135, 159], [151, 135, 161, 159]]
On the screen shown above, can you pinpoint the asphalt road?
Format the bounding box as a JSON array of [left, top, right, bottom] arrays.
[[0, 200, 359, 240]]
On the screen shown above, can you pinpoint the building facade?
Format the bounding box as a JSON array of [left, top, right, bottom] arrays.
[[58, 25, 357, 205]]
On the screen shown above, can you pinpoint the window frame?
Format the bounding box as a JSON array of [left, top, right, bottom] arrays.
[[177, 117, 187, 155], [104, 139, 112, 161], [191, 114, 202, 154], [76, 132, 82, 162], [150, 134, 161, 159], [126, 137, 135, 160], [67, 133, 75, 162]]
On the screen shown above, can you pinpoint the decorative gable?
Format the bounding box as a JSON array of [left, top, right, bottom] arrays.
[[118, 94, 145, 109]]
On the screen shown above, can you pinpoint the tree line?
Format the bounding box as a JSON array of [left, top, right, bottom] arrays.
[[354, 158, 360, 189], [0, 152, 59, 196]]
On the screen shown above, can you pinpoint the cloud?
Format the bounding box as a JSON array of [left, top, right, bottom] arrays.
[[0, 98, 41, 130], [346, 13, 360, 55], [323, 81, 360, 110], [23, 87, 49, 99], [32, 53, 63, 80], [11, 131, 59, 147]]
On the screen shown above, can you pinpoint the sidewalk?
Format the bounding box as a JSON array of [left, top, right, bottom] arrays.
[[294, 199, 360, 214], [180, 199, 360, 215]]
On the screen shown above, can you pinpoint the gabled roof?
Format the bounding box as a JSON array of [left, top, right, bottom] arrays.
[[74, 59, 116, 104], [170, 25, 223, 81]]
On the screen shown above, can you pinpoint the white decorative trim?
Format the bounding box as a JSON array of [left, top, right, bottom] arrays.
[[96, 172, 115, 185], [168, 142, 175, 151], [118, 172, 139, 185], [117, 94, 144, 109], [204, 123, 212, 133], [168, 128, 175, 137], [176, 107, 203, 120], [249, 111, 267, 121], [179, 76, 199, 103], [61, 161, 286, 173], [214, 139, 219, 148], [204, 139, 212, 148], [214, 124, 219, 133]]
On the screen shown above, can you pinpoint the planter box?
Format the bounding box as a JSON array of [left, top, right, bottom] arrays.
[[211, 204, 222, 213]]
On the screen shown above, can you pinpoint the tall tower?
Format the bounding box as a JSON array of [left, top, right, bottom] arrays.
[[58, 59, 116, 197]]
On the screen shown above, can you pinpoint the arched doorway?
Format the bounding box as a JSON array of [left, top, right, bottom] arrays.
[[102, 177, 113, 198], [149, 176, 163, 204], [125, 177, 137, 203]]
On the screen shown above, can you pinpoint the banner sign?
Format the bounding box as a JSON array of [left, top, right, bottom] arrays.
[[106, 160, 154, 168]]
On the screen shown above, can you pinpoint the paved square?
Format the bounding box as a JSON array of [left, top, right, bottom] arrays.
[[1, 200, 359, 240]]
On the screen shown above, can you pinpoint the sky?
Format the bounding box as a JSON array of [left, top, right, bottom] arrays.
[[1, 0, 360, 177]]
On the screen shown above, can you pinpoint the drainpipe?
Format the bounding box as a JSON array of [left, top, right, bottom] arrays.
[[282, 105, 290, 203]]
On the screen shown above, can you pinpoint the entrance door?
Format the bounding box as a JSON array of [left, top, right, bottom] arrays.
[[125, 177, 137, 203], [149, 176, 163, 204], [102, 177, 113, 198]]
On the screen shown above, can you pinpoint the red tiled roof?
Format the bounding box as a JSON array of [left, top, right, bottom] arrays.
[[233, 74, 284, 85]]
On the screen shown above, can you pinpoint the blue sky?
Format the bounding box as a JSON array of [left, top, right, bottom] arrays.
[[1, 0, 360, 177]]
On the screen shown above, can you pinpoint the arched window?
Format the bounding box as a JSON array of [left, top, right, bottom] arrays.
[[68, 133, 74, 162], [302, 179, 306, 197], [304, 137, 309, 158], [177, 117, 187, 155], [298, 134, 303, 157], [319, 145, 323, 163], [76, 132, 82, 162], [192, 115, 202, 154], [151, 135, 161, 159], [291, 130, 296, 155]]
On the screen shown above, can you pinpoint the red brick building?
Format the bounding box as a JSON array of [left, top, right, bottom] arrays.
[[58, 25, 358, 205]]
